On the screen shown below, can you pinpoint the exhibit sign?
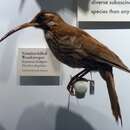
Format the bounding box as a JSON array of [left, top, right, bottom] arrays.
[[17, 48, 61, 85], [78, 0, 130, 29], [18, 48, 60, 76]]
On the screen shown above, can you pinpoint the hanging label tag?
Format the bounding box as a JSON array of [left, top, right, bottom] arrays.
[[89, 80, 95, 95]]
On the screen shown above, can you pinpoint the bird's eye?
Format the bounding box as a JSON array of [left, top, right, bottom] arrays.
[[36, 15, 45, 23]]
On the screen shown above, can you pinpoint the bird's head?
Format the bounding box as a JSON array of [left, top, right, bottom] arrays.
[[0, 10, 64, 42], [31, 11, 64, 29]]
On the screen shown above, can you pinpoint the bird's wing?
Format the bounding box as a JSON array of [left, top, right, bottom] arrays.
[[80, 30, 130, 73]]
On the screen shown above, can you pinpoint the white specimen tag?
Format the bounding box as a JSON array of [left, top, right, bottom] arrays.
[[90, 80, 95, 95]]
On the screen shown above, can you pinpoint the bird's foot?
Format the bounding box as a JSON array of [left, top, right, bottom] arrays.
[[67, 82, 75, 96], [67, 77, 81, 96], [67, 77, 89, 96], [67, 68, 90, 96], [67, 78, 77, 96]]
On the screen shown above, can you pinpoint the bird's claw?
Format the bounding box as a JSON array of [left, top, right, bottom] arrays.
[[67, 77, 88, 96], [67, 83, 75, 96]]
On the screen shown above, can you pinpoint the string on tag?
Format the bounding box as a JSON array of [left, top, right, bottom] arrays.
[[90, 72, 95, 95]]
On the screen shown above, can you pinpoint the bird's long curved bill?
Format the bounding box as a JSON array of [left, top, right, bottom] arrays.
[[0, 22, 38, 43]]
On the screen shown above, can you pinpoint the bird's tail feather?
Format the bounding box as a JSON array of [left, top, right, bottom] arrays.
[[100, 69, 122, 126]]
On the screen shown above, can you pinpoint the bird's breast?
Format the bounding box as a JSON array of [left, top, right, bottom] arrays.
[[44, 31, 106, 70], [45, 31, 84, 68]]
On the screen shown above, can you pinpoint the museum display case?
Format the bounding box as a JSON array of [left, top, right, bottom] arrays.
[[0, 1, 130, 130]]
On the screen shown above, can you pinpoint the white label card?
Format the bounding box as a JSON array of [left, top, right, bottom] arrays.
[[17, 48, 60, 76], [78, 0, 130, 21]]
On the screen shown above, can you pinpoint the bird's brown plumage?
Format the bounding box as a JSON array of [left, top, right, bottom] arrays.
[[50, 23, 130, 73], [79, 29, 130, 73]]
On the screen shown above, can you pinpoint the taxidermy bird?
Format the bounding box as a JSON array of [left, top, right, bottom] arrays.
[[0, 10, 130, 125]]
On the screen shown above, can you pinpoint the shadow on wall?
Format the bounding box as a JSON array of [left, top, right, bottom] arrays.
[[16, 103, 95, 130], [55, 107, 94, 130], [16, 102, 123, 130], [0, 125, 6, 130], [19, 0, 91, 12]]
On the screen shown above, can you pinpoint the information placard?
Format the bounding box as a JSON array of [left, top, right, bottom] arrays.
[[17, 48, 61, 85], [78, 0, 130, 29], [18, 48, 60, 76]]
